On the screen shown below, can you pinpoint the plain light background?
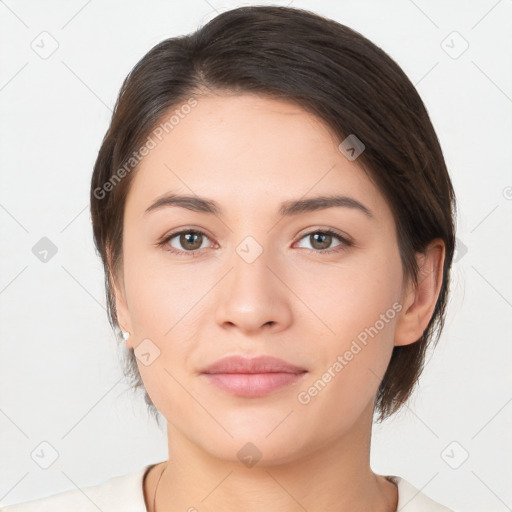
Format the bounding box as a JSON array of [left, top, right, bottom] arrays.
[[0, 0, 511, 510]]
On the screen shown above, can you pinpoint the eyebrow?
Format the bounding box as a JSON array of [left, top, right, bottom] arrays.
[[144, 193, 374, 219]]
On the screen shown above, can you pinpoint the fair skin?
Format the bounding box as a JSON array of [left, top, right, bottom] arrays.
[[113, 93, 445, 512]]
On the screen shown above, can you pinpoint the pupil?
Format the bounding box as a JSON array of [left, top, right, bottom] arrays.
[[182, 232, 201, 250], [313, 233, 331, 250]]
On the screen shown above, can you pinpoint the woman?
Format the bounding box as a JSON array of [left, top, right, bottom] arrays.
[[2, 5, 457, 511]]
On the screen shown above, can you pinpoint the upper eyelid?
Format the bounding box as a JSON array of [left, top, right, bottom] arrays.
[[163, 228, 216, 245]]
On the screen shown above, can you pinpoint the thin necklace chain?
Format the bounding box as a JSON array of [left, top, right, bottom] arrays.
[[152, 463, 167, 512]]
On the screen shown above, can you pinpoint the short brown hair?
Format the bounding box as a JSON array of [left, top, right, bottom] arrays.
[[90, 5, 456, 425]]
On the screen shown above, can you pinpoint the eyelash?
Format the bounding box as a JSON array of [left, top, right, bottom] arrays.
[[157, 227, 353, 257]]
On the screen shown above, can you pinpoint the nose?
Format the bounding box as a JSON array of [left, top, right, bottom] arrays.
[[214, 244, 292, 335]]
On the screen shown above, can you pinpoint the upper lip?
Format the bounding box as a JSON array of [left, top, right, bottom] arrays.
[[201, 355, 307, 374]]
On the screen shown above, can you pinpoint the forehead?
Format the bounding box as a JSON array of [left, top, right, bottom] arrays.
[[125, 93, 388, 221]]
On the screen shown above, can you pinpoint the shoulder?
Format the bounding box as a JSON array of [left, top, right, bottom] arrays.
[[0, 464, 154, 512], [388, 475, 457, 512]]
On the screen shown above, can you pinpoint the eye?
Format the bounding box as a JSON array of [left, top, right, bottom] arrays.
[[158, 229, 214, 256], [295, 229, 353, 254], [157, 227, 353, 257]]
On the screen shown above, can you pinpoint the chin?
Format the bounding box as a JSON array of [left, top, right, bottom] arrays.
[[189, 421, 312, 467]]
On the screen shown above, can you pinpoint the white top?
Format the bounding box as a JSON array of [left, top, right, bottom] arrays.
[[0, 464, 455, 511]]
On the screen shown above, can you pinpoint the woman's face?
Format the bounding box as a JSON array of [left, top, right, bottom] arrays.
[[117, 93, 408, 463]]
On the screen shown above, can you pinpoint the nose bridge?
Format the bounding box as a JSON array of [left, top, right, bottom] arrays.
[[230, 231, 278, 297], [213, 228, 291, 331], [226, 203, 278, 280]]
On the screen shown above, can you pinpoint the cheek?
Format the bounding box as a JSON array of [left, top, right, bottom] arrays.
[[292, 243, 402, 404], [293, 290, 401, 438], [121, 246, 201, 417], [292, 240, 403, 346], [122, 241, 200, 337]]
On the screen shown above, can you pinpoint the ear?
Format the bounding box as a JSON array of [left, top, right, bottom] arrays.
[[394, 239, 446, 347], [108, 249, 134, 349]]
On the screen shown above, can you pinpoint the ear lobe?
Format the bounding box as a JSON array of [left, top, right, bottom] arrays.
[[394, 239, 446, 347]]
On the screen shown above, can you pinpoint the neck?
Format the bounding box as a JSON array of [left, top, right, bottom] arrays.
[[146, 401, 398, 512]]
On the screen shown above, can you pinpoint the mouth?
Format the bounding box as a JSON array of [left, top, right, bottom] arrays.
[[200, 355, 308, 397]]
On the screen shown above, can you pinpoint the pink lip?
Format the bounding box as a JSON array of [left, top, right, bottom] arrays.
[[201, 355, 308, 397]]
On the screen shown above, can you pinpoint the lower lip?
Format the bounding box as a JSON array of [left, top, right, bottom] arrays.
[[202, 372, 307, 397]]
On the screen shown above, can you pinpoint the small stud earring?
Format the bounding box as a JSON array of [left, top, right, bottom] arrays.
[[122, 331, 131, 340]]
